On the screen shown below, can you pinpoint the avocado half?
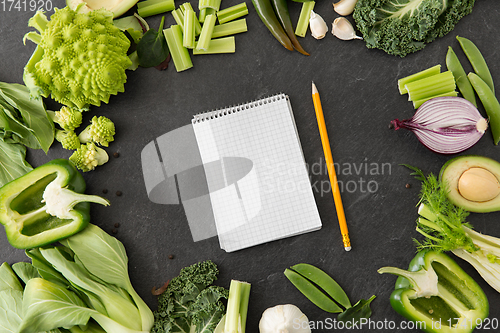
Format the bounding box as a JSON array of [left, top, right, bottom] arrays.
[[66, 0, 139, 18], [439, 155, 500, 213]]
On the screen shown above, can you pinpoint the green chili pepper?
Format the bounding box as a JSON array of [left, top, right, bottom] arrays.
[[251, 0, 293, 51], [446, 46, 476, 107], [271, 0, 309, 55], [457, 36, 494, 93], [0, 159, 109, 249], [468, 72, 500, 145], [379, 250, 489, 333]]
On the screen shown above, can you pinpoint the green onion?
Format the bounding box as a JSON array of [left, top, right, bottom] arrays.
[[406, 71, 456, 102], [183, 7, 196, 49], [163, 25, 193, 72], [193, 36, 235, 55], [137, 0, 175, 17], [171, 8, 185, 30], [181, 2, 202, 35], [398, 64, 442, 94], [212, 18, 247, 38], [295, 1, 315, 37], [413, 91, 458, 109], [217, 3, 248, 24], [196, 14, 217, 51]]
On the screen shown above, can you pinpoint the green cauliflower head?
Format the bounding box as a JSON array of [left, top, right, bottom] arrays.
[[70, 142, 109, 172], [55, 129, 81, 150], [79, 115, 115, 147], [23, 6, 132, 109]]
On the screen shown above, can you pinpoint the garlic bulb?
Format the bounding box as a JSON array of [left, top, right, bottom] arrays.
[[333, 0, 359, 16], [309, 11, 328, 40], [331, 17, 363, 40], [259, 304, 311, 333]]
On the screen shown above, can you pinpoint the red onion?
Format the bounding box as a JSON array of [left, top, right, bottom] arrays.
[[391, 97, 488, 154]]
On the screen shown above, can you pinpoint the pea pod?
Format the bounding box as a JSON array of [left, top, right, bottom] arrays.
[[284, 268, 343, 313], [457, 36, 494, 93], [468, 72, 500, 145], [446, 46, 476, 107], [290, 263, 351, 309], [251, 0, 293, 51], [271, 0, 309, 55]]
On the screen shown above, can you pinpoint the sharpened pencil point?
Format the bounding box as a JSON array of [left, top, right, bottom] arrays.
[[312, 81, 318, 95], [344, 246, 352, 252]]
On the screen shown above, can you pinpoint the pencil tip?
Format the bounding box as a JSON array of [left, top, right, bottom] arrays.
[[312, 82, 318, 94], [344, 246, 352, 252]]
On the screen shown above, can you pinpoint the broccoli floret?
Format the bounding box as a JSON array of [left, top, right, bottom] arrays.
[[55, 129, 80, 150], [69, 142, 109, 172], [48, 106, 82, 131], [78, 116, 115, 147], [353, 0, 476, 57]]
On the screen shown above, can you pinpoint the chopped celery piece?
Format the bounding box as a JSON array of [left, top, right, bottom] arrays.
[[406, 71, 456, 101], [172, 8, 185, 30], [217, 3, 248, 24], [137, 0, 175, 17], [199, 0, 221, 11], [295, 1, 315, 37], [163, 25, 193, 72], [196, 14, 217, 51], [212, 18, 247, 38], [398, 64, 442, 94], [181, 3, 202, 35], [183, 7, 196, 49], [193, 36, 235, 54], [223, 280, 251, 333], [199, 7, 216, 23], [413, 91, 458, 109]]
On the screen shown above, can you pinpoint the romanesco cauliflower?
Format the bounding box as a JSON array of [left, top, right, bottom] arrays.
[[70, 142, 109, 172], [55, 129, 80, 150], [48, 106, 82, 131], [23, 6, 132, 108], [78, 116, 115, 147]]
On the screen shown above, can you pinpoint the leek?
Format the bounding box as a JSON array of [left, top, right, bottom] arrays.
[[163, 25, 193, 72], [196, 14, 217, 51], [295, 1, 315, 37], [215, 280, 251, 333], [398, 64, 442, 94], [193, 36, 235, 55], [217, 3, 248, 24], [212, 19, 248, 38], [183, 7, 196, 49], [137, 0, 175, 17]]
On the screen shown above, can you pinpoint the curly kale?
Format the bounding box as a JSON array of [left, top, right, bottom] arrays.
[[152, 261, 228, 333], [353, 0, 476, 57]]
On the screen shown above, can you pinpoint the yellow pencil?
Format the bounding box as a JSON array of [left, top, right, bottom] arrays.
[[311, 82, 351, 251]]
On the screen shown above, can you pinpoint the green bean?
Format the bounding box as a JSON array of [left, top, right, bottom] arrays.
[[284, 268, 343, 313], [446, 46, 477, 107], [290, 263, 352, 309], [468, 73, 500, 145], [457, 36, 494, 93]]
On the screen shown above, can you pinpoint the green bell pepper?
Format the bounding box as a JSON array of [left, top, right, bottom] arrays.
[[0, 159, 109, 249], [378, 250, 488, 333]]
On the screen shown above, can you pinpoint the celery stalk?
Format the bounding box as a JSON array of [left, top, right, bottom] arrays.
[[183, 7, 196, 49], [171, 8, 185, 30], [295, 1, 315, 37], [212, 19, 247, 38], [193, 36, 235, 55], [163, 25, 193, 72], [196, 14, 217, 51], [239, 283, 251, 333], [413, 91, 458, 109], [406, 71, 456, 101], [137, 0, 175, 17], [224, 280, 241, 333], [199, 0, 220, 22], [398, 64, 442, 94], [217, 3, 248, 24], [181, 2, 202, 35]]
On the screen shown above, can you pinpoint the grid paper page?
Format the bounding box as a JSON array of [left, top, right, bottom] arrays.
[[192, 94, 322, 252]]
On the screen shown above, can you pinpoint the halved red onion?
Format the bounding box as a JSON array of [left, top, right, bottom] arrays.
[[391, 97, 488, 154]]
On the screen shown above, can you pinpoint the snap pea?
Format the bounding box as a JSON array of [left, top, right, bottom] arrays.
[[284, 268, 343, 313], [468, 72, 500, 145], [446, 46, 477, 107], [290, 263, 351, 309], [457, 36, 495, 93]]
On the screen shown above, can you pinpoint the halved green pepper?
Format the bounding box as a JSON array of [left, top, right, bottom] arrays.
[[0, 159, 109, 249], [379, 250, 488, 333]]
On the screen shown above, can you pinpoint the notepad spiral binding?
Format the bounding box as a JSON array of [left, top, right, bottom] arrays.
[[192, 93, 288, 124]]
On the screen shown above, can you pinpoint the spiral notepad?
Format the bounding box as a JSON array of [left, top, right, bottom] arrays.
[[191, 93, 322, 252]]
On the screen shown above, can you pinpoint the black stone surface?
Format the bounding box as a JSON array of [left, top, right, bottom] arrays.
[[1, 1, 500, 332]]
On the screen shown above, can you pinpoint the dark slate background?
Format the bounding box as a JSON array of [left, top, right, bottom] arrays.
[[1, 0, 500, 332]]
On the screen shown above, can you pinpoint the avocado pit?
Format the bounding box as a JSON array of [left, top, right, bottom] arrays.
[[458, 167, 500, 202]]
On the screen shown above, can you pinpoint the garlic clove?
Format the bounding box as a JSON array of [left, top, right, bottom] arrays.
[[259, 304, 311, 333], [331, 17, 363, 41], [309, 11, 328, 40], [333, 0, 359, 16]]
